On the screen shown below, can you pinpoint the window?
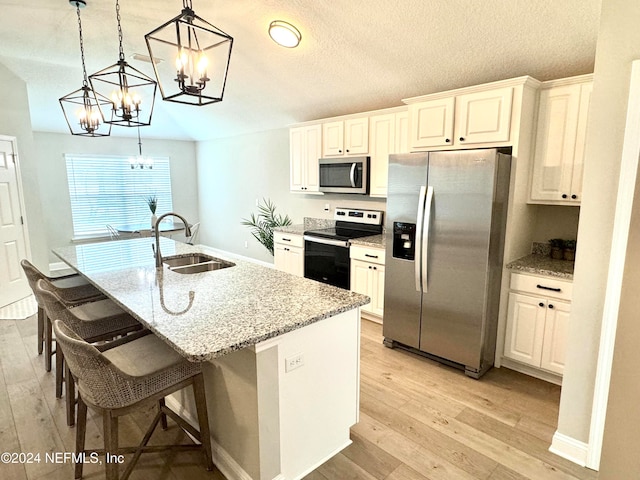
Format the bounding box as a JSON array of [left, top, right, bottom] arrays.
[[65, 154, 173, 237]]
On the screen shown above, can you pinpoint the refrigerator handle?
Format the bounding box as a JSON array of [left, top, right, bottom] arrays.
[[422, 186, 434, 292], [415, 186, 427, 292]]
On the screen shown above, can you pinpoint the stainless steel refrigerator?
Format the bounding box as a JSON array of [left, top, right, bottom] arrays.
[[382, 148, 511, 378]]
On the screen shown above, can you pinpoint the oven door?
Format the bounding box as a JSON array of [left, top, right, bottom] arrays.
[[303, 236, 350, 289]]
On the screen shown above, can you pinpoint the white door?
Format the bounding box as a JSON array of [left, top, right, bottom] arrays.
[[0, 137, 31, 307], [503, 292, 546, 367], [540, 300, 571, 375]]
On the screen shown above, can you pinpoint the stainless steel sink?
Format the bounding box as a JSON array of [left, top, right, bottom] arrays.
[[163, 254, 235, 274]]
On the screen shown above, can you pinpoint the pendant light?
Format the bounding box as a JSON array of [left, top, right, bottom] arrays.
[[144, 0, 233, 106], [59, 0, 111, 137], [129, 126, 153, 169], [89, 0, 157, 127]]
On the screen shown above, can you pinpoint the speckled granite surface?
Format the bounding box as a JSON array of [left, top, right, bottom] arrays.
[[274, 224, 305, 235], [506, 254, 574, 280], [350, 234, 385, 248], [53, 238, 369, 362]]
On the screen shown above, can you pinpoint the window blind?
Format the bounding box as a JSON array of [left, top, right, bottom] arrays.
[[65, 154, 173, 237]]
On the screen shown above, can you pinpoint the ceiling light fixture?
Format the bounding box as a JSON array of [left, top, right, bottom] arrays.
[[129, 126, 153, 169], [144, 0, 234, 107], [89, 0, 157, 127], [268, 20, 301, 48], [59, 0, 111, 137]]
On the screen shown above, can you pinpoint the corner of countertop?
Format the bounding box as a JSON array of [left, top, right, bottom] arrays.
[[506, 254, 574, 280]]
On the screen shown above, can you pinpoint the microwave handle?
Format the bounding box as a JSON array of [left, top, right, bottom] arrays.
[[350, 163, 357, 187]]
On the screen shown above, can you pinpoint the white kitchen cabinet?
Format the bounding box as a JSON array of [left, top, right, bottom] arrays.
[[350, 245, 385, 320], [322, 118, 369, 156], [529, 75, 593, 205], [290, 125, 322, 193], [369, 110, 409, 197], [273, 231, 304, 277], [503, 273, 572, 378], [408, 87, 513, 150]]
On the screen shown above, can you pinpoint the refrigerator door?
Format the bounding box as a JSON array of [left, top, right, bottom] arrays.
[[383, 153, 429, 349], [419, 149, 500, 370]]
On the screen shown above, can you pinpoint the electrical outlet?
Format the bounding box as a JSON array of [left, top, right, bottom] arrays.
[[285, 353, 304, 372], [255, 198, 259, 207], [244, 241, 248, 248], [324, 203, 330, 212]]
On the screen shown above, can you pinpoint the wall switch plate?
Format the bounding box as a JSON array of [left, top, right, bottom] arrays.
[[285, 353, 304, 372]]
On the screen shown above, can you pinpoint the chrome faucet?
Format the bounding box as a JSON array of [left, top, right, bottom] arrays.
[[154, 212, 192, 268]]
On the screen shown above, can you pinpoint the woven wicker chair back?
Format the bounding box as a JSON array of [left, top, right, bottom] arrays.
[[20, 259, 47, 307]]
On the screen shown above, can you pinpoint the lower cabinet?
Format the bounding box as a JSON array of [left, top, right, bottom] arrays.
[[503, 273, 572, 378], [350, 245, 385, 320], [273, 232, 304, 277]]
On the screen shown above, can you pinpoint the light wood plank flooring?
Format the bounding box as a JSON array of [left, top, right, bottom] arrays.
[[0, 314, 598, 480]]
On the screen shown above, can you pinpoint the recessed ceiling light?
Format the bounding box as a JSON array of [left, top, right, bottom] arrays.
[[268, 20, 301, 48]]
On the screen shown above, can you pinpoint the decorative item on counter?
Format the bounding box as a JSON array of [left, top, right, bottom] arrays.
[[146, 195, 158, 227], [241, 198, 292, 255], [563, 239, 577, 261], [548, 238, 565, 260]]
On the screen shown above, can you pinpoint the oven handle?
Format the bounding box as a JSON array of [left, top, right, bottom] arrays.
[[304, 235, 350, 248]]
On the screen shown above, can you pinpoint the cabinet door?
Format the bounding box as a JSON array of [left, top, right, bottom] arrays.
[[304, 125, 322, 192], [370, 264, 385, 317], [395, 110, 409, 153], [289, 127, 305, 192], [540, 300, 570, 375], [345, 118, 369, 155], [286, 246, 305, 277], [570, 82, 592, 203], [322, 121, 344, 156], [455, 87, 513, 145], [274, 244, 289, 272], [409, 97, 455, 149], [504, 292, 546, 367], [529, 84, 581, 203], [369, 113, 395, 197], [351, 259, 373, 314]]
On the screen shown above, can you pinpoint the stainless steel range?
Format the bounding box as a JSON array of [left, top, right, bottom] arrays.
[[303, 208, 383, 289]]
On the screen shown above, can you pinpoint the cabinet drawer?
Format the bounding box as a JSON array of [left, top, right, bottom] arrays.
[[350, 245, 385, 264], [510, 273, 572, 301], [274, 231, 304, 248]]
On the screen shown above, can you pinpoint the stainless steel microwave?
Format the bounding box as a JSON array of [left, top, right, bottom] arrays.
[[318, 156, 369, 194]]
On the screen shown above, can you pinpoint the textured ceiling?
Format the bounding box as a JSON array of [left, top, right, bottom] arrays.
[[0, 0, 601, 141]]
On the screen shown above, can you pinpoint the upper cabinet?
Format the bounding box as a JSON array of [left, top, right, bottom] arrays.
[[322, 118, 369, 157], [369, 109, 409, 197], [290, 124, 322, 193], [529, 74, 593, 205], [407, 86, 513, 150]]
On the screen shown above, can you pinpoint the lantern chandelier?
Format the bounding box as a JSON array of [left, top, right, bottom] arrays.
[[144, 0, 234, 106], [129, 126, 153, 169], [89, 0, 157, 127], [59, 0, 111, 137]]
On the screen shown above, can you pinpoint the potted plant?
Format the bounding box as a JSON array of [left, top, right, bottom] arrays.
[[146, 195, 158, 227], [549, 238, 565, 260], [242, 198, 292, 255], [563, 239, 576, 261]]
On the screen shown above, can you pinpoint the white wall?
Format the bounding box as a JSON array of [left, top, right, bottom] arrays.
[[32, 132, 199, 263], [196, 128, 385, 264]]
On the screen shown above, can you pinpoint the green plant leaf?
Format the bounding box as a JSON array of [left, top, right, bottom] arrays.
[[241, 199, 293, 256]]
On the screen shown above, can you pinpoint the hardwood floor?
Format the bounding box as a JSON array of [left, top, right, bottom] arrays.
[[0, 314, 598, 480]]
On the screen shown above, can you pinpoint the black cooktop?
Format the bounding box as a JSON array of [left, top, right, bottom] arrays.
[[304, 222, 382, 241]]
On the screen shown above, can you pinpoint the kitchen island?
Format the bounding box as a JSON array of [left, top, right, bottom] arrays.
[[53, 237, 369, 480]]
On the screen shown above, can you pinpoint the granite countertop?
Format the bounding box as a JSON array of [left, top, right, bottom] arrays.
[[506, 254, 574, 280], [274, 224, 306, 235], [53, 238, 369, 362], [350, 234, 385, 249]]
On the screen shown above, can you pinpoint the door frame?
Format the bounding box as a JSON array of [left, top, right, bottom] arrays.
[[0, 134, 32, 264]]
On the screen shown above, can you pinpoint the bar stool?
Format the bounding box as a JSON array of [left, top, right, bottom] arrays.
[[20, 259, 105, 358], [36, 279, 142, 426], [53, 320, 214, 480]]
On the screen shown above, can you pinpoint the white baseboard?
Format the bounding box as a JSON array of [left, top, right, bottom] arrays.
[[500, 357, 563, 386], [550, 431, 589, 467]]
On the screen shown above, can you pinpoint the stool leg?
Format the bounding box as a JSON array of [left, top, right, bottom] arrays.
[[37, 307, 44, 355], [45, 317, 53, 372], [159, 398, 168, 430], [75, 396, 87, 480], [103, 411, 119, 480], [65, 365, 76, 427], [193, 374, 213, 471], [55, 347, 63, 398]]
